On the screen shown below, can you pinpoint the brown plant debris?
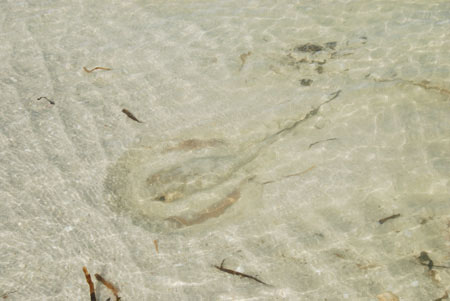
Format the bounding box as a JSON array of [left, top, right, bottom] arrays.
[[411, 80, 450, 96], [153, 239, 159, 253], [213, 259, 271, 286], [82, 266, 96, 301], [370, 76, 450, 97], [37, 96, 55, 105], [309, 138, 337, 149], [83, 66, 112, 73], [239, 51, 252, 71], [95, 273, 121, 301], [378, 214, 400, 225], [122, 109, 143, 123]]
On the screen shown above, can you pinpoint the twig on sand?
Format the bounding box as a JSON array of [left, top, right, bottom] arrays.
[[82, 266, 96, 301], [213, 259, 271, 286], [83, 66, 112, 73], [95, 273, 121, 301]]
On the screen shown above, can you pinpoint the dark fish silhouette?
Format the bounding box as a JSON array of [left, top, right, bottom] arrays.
[[122, 109, 143, 123]]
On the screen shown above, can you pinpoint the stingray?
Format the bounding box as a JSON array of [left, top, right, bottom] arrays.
[[105, 90, 340, 231]]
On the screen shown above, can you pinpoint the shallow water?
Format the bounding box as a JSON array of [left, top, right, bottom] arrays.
[[1, 1, 449, 300]]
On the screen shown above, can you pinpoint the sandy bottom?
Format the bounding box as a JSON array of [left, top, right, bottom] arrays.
[[1, 0, 449, 300]]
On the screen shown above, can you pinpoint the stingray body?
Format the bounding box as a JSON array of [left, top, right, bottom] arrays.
[[146, 155, 246, 203], [105, 137, 261, 230], [105, 90, 340, 230]]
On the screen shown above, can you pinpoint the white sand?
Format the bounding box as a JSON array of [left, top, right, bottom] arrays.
[[1, 1, 449, 300]]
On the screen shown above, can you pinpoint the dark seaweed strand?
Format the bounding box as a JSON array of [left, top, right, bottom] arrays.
[[214, 260, 271, 286], [308, 138, 337, 149], [37, 96, 55, 105], [378, 214, 400, 224]]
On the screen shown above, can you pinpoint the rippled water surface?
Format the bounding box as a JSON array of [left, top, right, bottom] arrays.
[[1, 1, 449, 300]]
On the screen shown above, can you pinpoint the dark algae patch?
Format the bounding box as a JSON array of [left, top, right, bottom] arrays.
[[324, 41, 337, 49], [418, 251, 450, 270], [315, 65, 324, 74], [294, 43, 324, 53], [293, 41, 337, 53], [300, 79, 313, 86]]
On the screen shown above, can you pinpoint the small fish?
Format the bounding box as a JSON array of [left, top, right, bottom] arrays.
[[122, 109, 143, 123]]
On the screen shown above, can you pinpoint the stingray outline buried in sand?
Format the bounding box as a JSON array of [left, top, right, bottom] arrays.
[[105, 90, 341, 230]]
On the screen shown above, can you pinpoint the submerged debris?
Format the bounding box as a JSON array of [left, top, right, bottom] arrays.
[[213, 259, 271, 286], [261, 165, 316, 185], [378, 214, 400, 225], [82, 267, 96, 301], [370, 76, 450, 97], [417, 251, 450, 271], [308, 138, 337, 149], [411, 80, 450, 96], [239, 51, 252, 71], [95, 273, 121, 301], [153, 239, 159, 253], [83, 267, 121, 301], [37, 96, 55, 105], [418, 251, 434, 271], [83, 66, 112, 73]]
